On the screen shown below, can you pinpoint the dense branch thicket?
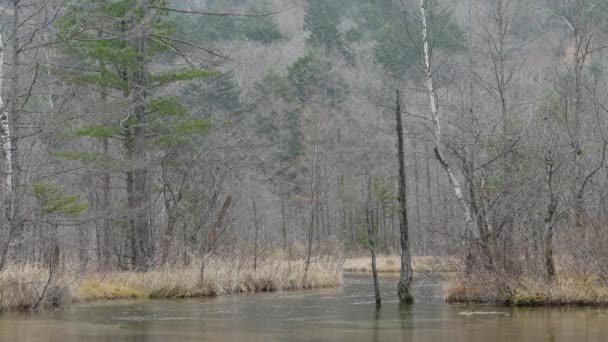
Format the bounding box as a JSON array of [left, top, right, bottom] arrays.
[[1, 0, 608, 305]]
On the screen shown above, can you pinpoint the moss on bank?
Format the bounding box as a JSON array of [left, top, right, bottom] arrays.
[[0, 260, 342, 312], [445, 274, 608, 306]]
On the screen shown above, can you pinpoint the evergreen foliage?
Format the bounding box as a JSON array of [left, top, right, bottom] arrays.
[[304, 0, 354, 62], [352, 0, 399, 33], [33, 182, 89, 215], [55, 0, 217, 151], [183, 70, 243, 118], [52, 150, 113, 166], [372, 2, 463, 78], [175, 1, 283, 44], [287, 53, 349, 106], [253, 69, 302, 163]]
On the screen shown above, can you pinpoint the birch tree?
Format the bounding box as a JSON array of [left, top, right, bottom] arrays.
[[415, 0, 478, 271], [0, 34, 14, 271], [418, 0, 473, 225]]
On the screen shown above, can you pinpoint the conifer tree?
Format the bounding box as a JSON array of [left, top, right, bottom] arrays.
[[304, 0, 354, 62], [55, 0, 218, 270], [251, 69, 301, 250]]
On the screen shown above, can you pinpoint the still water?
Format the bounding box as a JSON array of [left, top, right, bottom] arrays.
[[1, 273, 607, 341]]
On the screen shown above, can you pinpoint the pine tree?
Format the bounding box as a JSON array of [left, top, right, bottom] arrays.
[[183, 70, 242, 118], [54, 0, 218, 270], [32, 182, 89, 271], [251, 70, 301, 249], [175, 0, 283, 44], [304, 0, 354, 62]]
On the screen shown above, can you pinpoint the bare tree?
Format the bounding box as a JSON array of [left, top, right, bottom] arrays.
[[0, 34, 14, 271], [365, 173, 381, 307], [395, 90, 413, 304]]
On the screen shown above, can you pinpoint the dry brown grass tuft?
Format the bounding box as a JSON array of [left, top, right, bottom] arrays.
[[0, 266, 72, 312], [77, 280, 147, 301], [0, 259, 342, 312], [343, 256, 461, 273], [74, 259, 342, 301], [445, 272, 608, 306]]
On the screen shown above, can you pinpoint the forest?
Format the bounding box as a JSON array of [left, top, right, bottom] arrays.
[[2, 0, 608, 313]]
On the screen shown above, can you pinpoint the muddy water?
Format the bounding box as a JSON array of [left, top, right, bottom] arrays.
[[1, 273, 607, 341]]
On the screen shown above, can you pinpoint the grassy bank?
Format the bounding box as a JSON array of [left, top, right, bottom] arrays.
[[445, 273, 608, 306], [343, 256, 461, 273], [0, 260, 342, 312]]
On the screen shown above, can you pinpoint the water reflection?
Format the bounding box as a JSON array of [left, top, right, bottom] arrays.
[[1, 274, 608, 341], [372, 307, 381, 342], [399, 303, 413, 342]]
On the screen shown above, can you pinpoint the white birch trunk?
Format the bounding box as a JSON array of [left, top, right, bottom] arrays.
[[0, 34, 12, 193], [418, 0, 473, 225], [0, 33, 14, 271]]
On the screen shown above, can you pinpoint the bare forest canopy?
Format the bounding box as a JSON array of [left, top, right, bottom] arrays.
[[0, 0, 608, 279]]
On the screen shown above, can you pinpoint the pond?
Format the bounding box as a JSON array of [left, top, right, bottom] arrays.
[[1, 273, 607, 341]]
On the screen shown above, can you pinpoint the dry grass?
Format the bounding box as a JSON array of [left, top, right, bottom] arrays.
[[77, 280, 147, 301], [445, 273, 608, 306], [0, 265, 73, 312], [74, 259, 341, 301], [0, 259, 342, 312], [343, 255, 461, 273]]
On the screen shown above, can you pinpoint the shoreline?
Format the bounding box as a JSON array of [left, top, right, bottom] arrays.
[[446, 273, 608, 307], [4, 257, 608, 311], [343, 256, 461, 273], [344, 256, 608, 308], [0, 260, 342, 312]]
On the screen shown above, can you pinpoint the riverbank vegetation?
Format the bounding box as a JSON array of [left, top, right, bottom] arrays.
[[446, 230, 608, 306], [446, 273, 608, 306], [344, 256, 460, 273], [0, 259, 341, 312]]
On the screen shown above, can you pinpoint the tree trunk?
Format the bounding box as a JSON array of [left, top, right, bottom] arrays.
[[543, 194, 557, 283], [395, 90, 413, 304], [411, 136, 421, 250], [126, 163, 136, 269], [366, 174, 381, 308], [544, 214, 557, 283], [130, 0, 152, 270], [304, 141, 319, 279], [101, 137, 112, 270], [381, 177, 389, 252], [419, 0, 476, 274], [423, 142, 433, 253], [161, 208, 177, 265], [79, 221, 88, 272], [1, 2, 23, 269], [391, 209, 397, 253], [0, 32, 13, 271], [252, 199, 259, 271], [544, 152, 558, 283], [464, 161, 493, 270], [571, 16, 587, 231], [340, 175, 347, 244], [419, 0, 473, 226], [492, 0, 515, 271], [50, 224, 60, 273], [280, 187, 287, 252], [9, 2, 22, 264], [199, 196, 231, 285]]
